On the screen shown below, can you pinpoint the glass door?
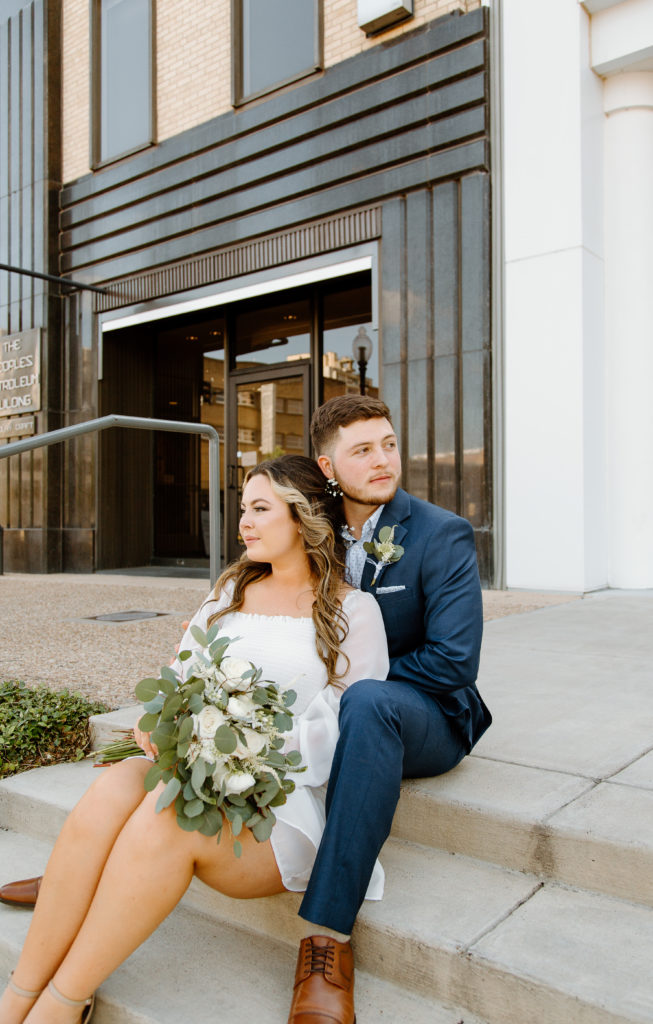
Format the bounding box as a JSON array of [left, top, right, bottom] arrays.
[[225, 362, 311, 561]]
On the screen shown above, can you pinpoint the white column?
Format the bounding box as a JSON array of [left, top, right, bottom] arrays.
[[502, 0, 606, 591], [604, 72, 653, 587]]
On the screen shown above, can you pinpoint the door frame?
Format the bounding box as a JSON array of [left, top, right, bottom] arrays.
[[224, 359, 312, 561]]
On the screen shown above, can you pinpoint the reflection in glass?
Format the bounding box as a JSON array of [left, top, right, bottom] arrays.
[[241, 0, 318, 100], [100, 0, 151, 161], [235, 297, 311, 367]]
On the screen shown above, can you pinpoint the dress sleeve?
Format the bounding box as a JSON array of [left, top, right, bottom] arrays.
[[282, 591, 389, 789]]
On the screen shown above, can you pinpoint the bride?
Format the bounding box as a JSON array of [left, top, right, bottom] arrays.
[[0, 455, 389, 1024]]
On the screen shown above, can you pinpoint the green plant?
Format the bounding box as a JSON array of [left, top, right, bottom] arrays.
[[0, 681, 110, 779]]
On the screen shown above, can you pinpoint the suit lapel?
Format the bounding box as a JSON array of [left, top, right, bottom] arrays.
[[360, 489, 411, 591]]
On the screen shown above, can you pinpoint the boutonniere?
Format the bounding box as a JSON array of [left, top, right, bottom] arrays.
[[364, 525, 404, 586]]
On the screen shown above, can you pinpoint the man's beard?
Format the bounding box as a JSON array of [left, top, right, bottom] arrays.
[[339, 478, 399, 507]]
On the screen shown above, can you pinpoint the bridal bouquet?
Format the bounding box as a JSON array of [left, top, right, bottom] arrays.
[[98, 623, 303, 856]]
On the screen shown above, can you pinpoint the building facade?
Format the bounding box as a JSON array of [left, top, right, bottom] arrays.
[[1, 0, 493, 579], [4, 0, 649, 591]]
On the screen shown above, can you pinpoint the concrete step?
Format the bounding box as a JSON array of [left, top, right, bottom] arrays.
[[0, 831, 486, 1024], [92, 707, 653, 908], [2, 764, 653, 1023]]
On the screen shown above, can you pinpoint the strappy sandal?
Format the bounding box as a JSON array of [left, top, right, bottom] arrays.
[[7, 970, 43, 999], [48, 979, 96, 1023]]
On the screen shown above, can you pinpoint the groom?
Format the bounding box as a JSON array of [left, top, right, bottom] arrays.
[[285, 393, 491, 1023]]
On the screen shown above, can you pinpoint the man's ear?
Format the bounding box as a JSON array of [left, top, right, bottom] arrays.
[[316, 454, 333, 479]]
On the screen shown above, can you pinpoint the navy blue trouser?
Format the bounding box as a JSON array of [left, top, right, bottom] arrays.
[[299, 677, 468, 934]]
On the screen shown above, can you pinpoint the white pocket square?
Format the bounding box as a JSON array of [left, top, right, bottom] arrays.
[[375, 585, 406, 594]]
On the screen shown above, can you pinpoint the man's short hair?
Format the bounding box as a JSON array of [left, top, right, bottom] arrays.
[[310, 394, 394, 455]]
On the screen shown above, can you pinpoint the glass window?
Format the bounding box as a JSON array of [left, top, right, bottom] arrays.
[[235, 0, 321, 104], [93, 0, 153, 164]]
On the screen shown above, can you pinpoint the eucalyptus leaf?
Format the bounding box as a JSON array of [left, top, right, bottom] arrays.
[[205, 623, 222, 644], [198, 807, 222, 836], [214, 725, 237, 755], [183, 779, 195, 800], [233, 840, 243, 858], [269, 790, 288, 807], [273, 712, 293, 732], [155, 776, 181, 813], [176, 813, 199, 832], [158, 677, 176, 696], [231, 814, 243, 836], [188, 693, 204, 715], [144, 763, 164, 791], [252, 814, 275, 842], [282, 689, 297, 708], [138, 712, 159, 732], [227, 793, 247, 807], [186, 679, 206, 696], [160, 665, 179, 685], [192, 758, 208, 790], [252, 687, 268, 705], [178, 649, 192, 662], [157, 749, 177, 770], [134, 677, 161, 701], [184, 798, 205, 818], [378, 525, 393, 542], [143, 694, 165, 714], [178, 717, 194, 742], [190, 624, 208, 647], [286, 750, 302, 766], [161, 693, 183, 722]]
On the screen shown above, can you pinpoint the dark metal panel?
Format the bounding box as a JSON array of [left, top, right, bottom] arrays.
[[379, 198, 403, 368], [60, 49, 487, 234], [0, 20, 10, 321], [60, 8, 487, 207], [433, 352, 457, 512], [61, 107, 486, 268], [63, 140, 488, 280], [406, 356, 430, 502], [460, 171, 490, 353], [21, 3, 36, 329], [432, 179, 459, 358]]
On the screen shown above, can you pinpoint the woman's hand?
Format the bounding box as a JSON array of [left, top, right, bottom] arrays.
[[133, 721, 158, 759]]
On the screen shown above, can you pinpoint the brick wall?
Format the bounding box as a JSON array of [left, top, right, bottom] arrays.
[[61, 0, 481, 184], [62, 0, 90, 184]]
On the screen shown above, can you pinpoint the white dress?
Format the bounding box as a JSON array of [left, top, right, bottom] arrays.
[[174, 587, 390, 900]]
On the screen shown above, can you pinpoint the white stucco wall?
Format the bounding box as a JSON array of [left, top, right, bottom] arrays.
[[499, 0, 653, 590]]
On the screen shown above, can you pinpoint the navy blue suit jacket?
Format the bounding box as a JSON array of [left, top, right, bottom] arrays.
[[360, 488, 491, 752]]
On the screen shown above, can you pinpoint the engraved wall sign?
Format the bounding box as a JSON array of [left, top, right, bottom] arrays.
[[0, 329, 41, 417], [0, 416, 35, 438]]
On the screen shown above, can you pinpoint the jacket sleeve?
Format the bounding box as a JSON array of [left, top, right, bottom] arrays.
[[387, 514, 483, 695]]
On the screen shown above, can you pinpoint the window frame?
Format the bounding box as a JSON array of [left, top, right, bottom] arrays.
[[90, 0, 156, 169], [232, 0, 323, 107]]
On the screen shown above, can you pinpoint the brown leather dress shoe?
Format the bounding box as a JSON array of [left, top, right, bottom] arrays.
[[0, 875, 42, 907], [287, 935, 356, 1024]]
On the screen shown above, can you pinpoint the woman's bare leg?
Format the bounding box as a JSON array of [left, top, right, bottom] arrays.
[[0, 759, 150, 1024], [20, 787, 283, 1024]]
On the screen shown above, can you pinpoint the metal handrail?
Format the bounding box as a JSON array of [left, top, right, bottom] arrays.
[[0, 414, 221, 582]]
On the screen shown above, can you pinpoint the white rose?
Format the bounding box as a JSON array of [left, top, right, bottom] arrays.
[[194, 704, 226, 739], [227, 694, 257, 719], [234, 727, 267, 758], [225, 771, 256, 795], [218, 657, 254, 692]]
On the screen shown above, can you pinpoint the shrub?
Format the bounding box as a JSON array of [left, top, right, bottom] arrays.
[[0, 681, 110, 779]]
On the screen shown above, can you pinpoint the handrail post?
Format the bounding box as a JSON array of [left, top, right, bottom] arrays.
[[0, 415, 221, 582]]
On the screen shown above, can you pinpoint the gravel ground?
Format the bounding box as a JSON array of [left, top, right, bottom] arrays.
[[0, 573, 580, 708]]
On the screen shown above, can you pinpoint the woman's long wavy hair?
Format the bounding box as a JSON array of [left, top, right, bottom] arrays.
[[207, 455, 349, 686]]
